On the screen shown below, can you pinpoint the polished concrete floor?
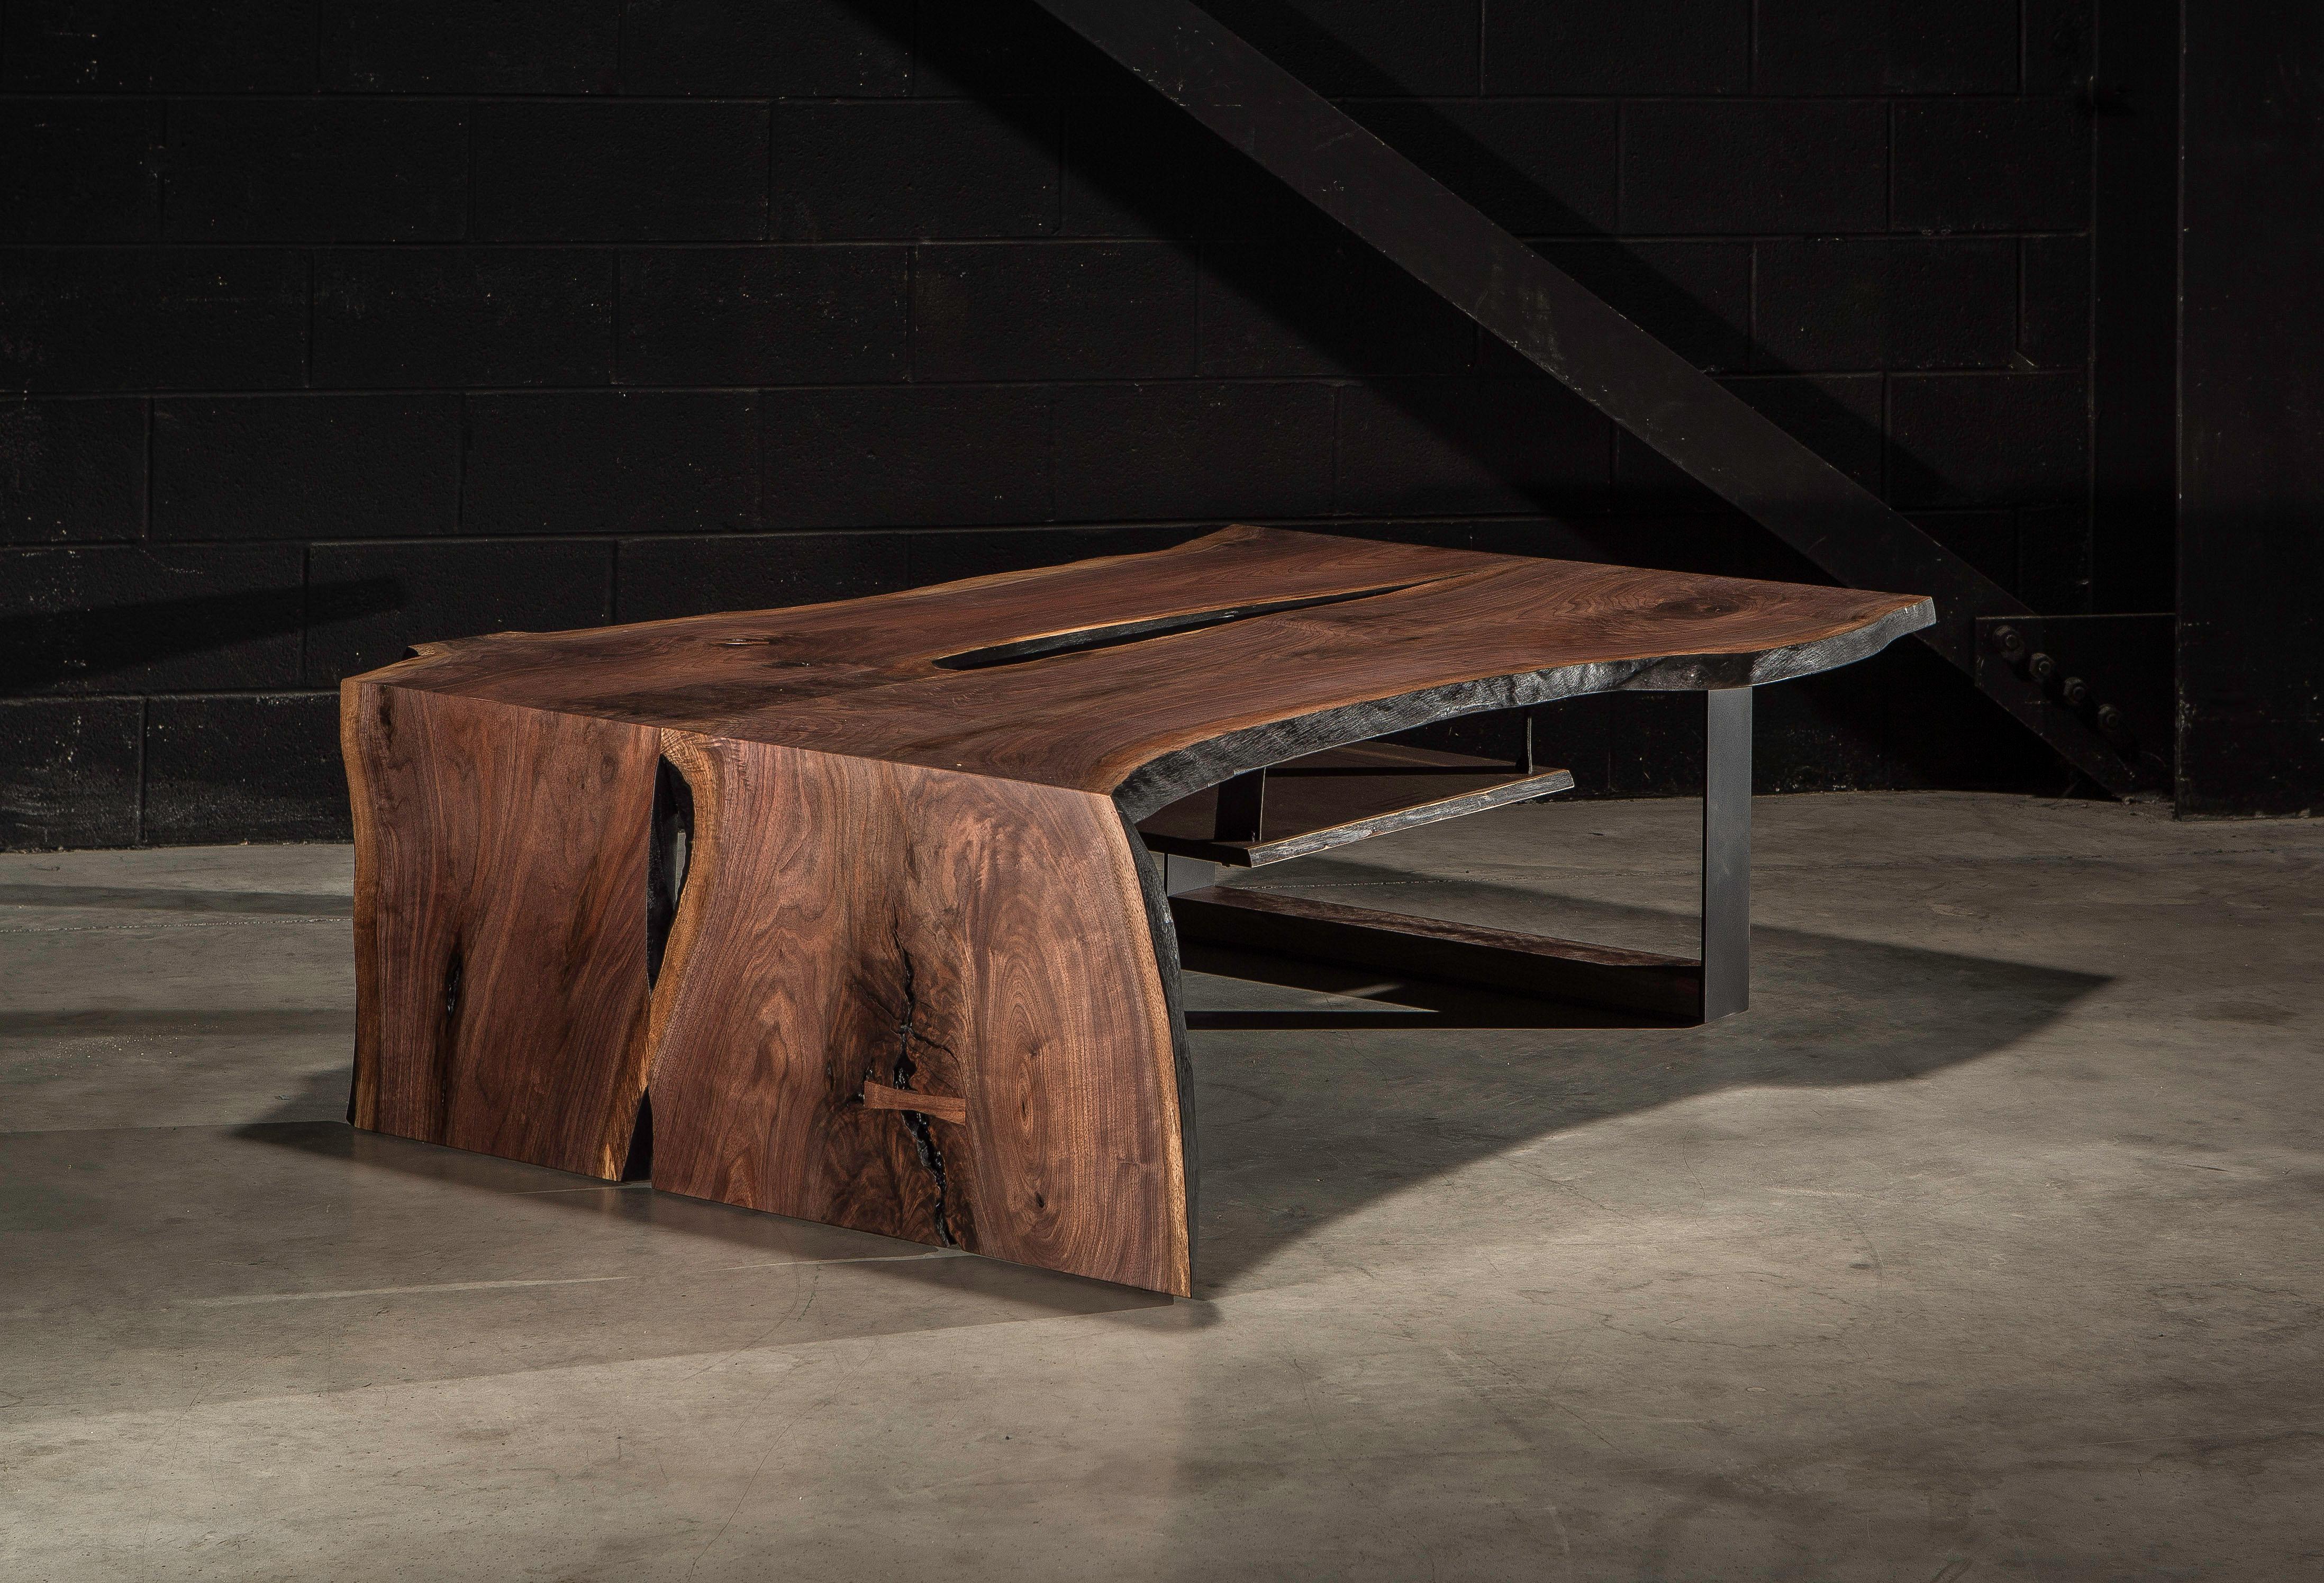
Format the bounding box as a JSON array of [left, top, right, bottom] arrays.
[[4, 792, 2321, 1581]]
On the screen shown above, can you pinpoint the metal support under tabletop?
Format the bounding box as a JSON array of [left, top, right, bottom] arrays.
[[1700, 688, 1754, 1022]]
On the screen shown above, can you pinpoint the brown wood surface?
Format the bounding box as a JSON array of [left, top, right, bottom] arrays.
[[641, 732, 1190, 1293], [343, 528, 1931, 1294], [862, 1081, 969, 1126], [343, 682, 658, 1178], [1138, 741, 1577, 866], [362, 527, 1933, 803], [1170, 885, 1703, 1020]]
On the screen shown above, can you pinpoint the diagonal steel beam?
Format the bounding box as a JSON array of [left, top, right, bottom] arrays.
[[1028, 0, 2139, 797]]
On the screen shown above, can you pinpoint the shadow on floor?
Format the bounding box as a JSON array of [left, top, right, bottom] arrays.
[[1177, 872, 2108, 1291], [2, 1008, 354, 1038], [0, 883, 352, 916], [235, 1092, 1179, 1322], [231, 874, 2105, 1311]]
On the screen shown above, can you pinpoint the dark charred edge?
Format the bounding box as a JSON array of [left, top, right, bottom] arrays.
[[344, 686, 377, 1129], [645, 755, 695, 988], [429, 942, 462, 1136], [621, 1091, 653, 1181], [1115, 803, 1197, 1286], [897, 1109, 954, 1247], [886, 921, 957, 1247], [631, 755, 692, 1184], [1112, 600, 1935, 820], [929, 580, 1442, 671]]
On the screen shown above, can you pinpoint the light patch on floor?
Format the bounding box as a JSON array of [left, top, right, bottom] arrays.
[[4, 792, 2321, 1580]]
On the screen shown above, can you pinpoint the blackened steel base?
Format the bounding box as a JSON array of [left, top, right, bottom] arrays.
[[1700, 688, 1753, 1020]]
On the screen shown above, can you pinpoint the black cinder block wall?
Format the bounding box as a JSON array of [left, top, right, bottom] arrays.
[[2, 0, 2155, 848]]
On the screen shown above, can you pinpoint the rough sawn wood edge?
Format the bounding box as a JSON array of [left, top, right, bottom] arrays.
[[1110, 598, 1936, 820]]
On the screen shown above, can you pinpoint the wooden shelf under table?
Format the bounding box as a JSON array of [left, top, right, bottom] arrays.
[[1134, 741, 1575, 868]]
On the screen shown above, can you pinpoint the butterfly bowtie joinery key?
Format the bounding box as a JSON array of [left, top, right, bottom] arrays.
[[341, 527, 1931, 1295]]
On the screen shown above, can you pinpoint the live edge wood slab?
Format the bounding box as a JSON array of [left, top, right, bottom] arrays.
[[342, 527, 1931, 1295]]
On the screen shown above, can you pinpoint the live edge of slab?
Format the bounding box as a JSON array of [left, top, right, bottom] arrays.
[[341, 526, 1933, 1296]]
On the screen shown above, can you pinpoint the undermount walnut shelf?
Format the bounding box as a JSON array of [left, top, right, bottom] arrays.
[[341, 525, 1933, 1296], [1136, 741, 1576, 867]]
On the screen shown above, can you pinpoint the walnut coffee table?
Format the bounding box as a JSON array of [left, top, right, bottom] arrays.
[[342, 527, 1930, 1294]]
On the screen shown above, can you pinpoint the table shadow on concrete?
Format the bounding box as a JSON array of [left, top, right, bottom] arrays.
[[225, 870, 2103, 1310], [235, 1110, 1178, 1316], [1176, 874, 2108, 1293]]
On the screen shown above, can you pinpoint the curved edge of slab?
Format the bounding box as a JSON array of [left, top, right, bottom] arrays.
[[1103, 593, 1931, 1294], [1112, 596, 1935, 820]]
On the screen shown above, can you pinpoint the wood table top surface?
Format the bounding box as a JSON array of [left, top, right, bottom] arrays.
[[366, 527, 1933, 801]]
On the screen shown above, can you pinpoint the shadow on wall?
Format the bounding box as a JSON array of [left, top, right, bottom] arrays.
[[234, 869, 2103, 1309], [0, 578, 402, 692], [819, 0, 2068, 797], [858, 0, 1931, 547]]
